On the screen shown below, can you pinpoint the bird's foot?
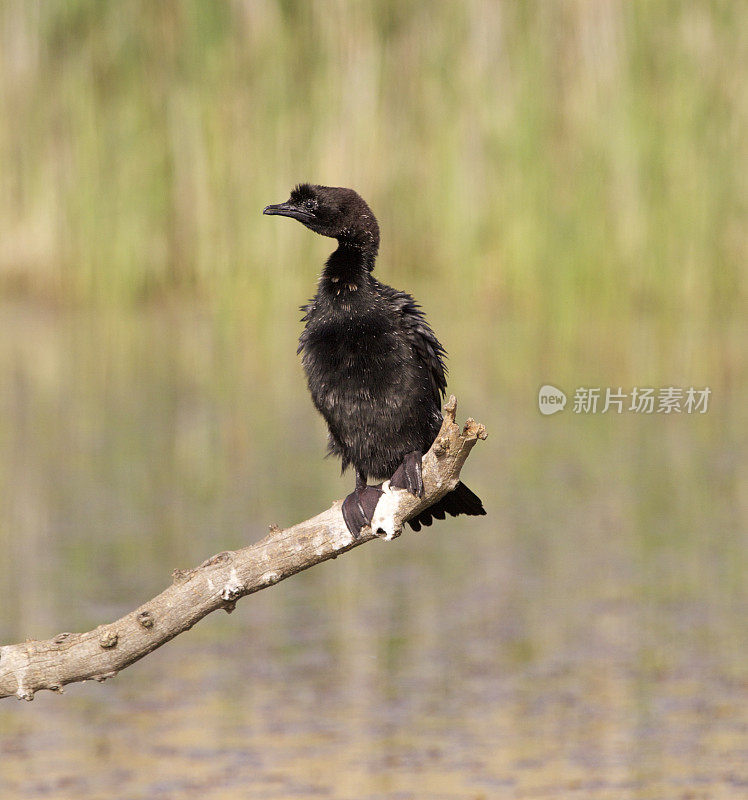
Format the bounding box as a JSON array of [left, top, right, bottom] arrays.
[[341, 484, 383, 538], [390, 451, 424, 497]]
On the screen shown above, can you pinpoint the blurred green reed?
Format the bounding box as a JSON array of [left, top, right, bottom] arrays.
[[0, 1, 744, 384]]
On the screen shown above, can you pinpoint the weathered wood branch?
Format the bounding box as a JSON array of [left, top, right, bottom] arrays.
[[0, 396, 485, 701]]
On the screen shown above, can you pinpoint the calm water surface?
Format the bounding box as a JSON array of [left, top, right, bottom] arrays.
[[0, 303, 745, 799]]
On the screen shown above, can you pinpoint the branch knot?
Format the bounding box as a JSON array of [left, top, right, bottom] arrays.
[[99, 631, 119, 649]]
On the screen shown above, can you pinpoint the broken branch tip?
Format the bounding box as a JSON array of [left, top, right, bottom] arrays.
[[443, 395, 458, 421]]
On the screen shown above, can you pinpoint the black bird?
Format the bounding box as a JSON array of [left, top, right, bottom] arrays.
[[263, 184, 485, 536]]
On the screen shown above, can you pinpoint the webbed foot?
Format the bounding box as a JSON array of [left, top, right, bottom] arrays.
[[341, 484, 384, 538], [390, 451, 424, 497]]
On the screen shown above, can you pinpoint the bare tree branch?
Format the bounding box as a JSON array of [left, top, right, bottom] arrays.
[[0, 397, 486, 701]]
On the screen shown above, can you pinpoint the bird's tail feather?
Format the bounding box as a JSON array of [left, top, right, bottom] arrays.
[[408, 481, 485, 531]]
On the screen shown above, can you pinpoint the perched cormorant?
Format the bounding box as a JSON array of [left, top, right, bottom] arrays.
[[264, 184, 485, 536]]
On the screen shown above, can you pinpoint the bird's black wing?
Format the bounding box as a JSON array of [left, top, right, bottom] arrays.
[[378, 282, 448, 407], [297, 299, 314, 355]]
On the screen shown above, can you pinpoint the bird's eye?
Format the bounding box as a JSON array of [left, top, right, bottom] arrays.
[[302, 198, 317, 211]]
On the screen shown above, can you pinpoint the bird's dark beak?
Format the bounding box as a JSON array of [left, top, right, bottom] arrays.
[[262, 202, 314, 223]]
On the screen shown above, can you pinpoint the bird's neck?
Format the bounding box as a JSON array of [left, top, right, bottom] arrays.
[[321, 243, 375, 295]]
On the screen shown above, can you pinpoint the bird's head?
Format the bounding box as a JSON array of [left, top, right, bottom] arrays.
[[263, 184, 379, 254]]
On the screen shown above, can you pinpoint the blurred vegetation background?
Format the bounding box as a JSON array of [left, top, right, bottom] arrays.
[[1, 0, 745, 379], [0, 2, 746, 798]]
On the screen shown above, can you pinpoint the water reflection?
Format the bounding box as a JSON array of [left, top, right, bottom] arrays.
[[0, 303, 745, 799]]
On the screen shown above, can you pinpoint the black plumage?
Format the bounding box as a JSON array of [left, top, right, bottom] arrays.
[[264, 184, 485, 535]]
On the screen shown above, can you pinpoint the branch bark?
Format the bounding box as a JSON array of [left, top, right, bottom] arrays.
[[0, 397, 486, 701]]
